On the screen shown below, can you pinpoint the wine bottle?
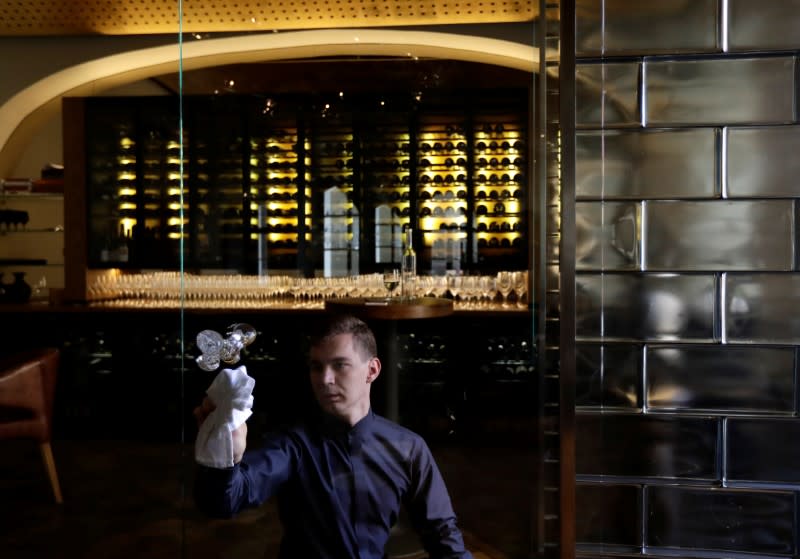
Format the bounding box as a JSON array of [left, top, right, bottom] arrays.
[[401, 228, 417, 299], [117, 224, 130, 263]]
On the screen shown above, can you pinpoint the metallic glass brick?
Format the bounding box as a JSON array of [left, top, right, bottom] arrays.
[[577, 0, 719, 56], [727, 417, 800, 483], [646, 345, 795, 413], [576, 482, 641, 545], [576, 201, 641, 270], [576, 273, 717, 341], [645, 57, 795, 125], [728, 0, 800, 51], [577, 129, 718, 199], [575, 0, 603, 54], [726, 274, 800, 344], [576, 343, 642, 409], [727, 126, 800, 197], [646, 486, 794, 554], [644, 201, 794, 271], [576, 413, 719, 479], [576, 62, 641, 127]]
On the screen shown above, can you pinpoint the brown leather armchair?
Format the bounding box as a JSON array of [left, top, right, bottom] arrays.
[[0, 348, 63, 503]]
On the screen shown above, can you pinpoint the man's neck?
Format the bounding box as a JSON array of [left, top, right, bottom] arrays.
[[321, 407, 371, 433], [344, 404, 370, 427]]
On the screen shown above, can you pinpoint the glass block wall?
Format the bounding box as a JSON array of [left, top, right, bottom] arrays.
[[572, 1, 800, 557]]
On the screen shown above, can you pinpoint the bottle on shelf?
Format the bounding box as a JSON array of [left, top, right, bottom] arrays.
[[117, 224, 129, 263], [100, 234, 111, 263], [401, 227, 417, 300]]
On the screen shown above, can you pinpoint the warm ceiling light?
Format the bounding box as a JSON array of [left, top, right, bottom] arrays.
[[0, 0, 539, 36]]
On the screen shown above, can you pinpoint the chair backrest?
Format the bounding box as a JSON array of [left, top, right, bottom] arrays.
[[0, 348, 60, 440]]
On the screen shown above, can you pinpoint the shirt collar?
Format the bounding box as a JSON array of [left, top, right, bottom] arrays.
[[320, 408, 375, 440]]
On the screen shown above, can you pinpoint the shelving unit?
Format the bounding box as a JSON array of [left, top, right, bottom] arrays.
[[0, 191, 65, 295], [67, 90, 529, 294], [416, 116, 470, 273], [472, 114, 527, 266], [360, 116, 412, 266], [85, 110, 132, 266], [311, 118, 358, 276], [248, 125, 306, 272], [192, 105, 245, 270]]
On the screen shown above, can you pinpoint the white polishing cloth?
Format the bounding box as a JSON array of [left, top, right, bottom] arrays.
[[195, 365, 255, 468]]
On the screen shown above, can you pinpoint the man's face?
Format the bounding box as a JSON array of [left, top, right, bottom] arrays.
[[309, 333, 380, 425]]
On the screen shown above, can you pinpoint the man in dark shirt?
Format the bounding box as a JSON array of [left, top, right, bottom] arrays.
[[194, 313, 473, 559]]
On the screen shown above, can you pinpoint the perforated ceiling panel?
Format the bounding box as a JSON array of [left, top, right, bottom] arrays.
[[0, 0, 537, 36]]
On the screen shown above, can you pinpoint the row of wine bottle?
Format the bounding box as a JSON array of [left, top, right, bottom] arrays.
[[111, 154, 521, 190], [117, 184, 519, 209], [312, 154, 525, 171]]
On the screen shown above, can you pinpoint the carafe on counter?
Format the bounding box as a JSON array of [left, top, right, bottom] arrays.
[[2, 271, 32, 303]]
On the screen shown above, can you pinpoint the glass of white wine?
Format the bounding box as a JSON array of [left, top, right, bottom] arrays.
[[383, 268, 400, 299]]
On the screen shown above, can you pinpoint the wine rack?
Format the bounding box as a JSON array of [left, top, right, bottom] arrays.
[[313, 119, 358, 276], [87, 120, 130, 265], [416, 117, 470, 273], [360, 117, 411, 265], [87, 105, 191, 268], [248, 125, 307, 271], [141, 132, 187, 244], [193, 108, 246, 269], [472, 116, 526, 260], [76, 91, 529, 278]]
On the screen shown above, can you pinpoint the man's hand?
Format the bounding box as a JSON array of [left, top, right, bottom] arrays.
[[231, 422, 247, 464], [193, 396, 248, 464], [193, 396, 216, 427]]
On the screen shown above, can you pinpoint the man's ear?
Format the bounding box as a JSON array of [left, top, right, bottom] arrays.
[[367, 357, 381, 383]]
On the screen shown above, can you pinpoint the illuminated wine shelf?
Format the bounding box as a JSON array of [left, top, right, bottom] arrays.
[[79, 91, 529, 273]]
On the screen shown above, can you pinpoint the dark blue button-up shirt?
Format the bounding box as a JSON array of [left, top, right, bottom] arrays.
[[195, 410, 472, 559]]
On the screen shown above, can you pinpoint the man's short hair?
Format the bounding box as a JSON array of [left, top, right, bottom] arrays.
[[309, 314, 377, 360]]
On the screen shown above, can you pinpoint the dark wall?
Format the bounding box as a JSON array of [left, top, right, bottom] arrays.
[[0, 308, 534, 445]]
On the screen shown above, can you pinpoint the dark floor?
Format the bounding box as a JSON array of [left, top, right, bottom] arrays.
[[0, 437, 535, 559]]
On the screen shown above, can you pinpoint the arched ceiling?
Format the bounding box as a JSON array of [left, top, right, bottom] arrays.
[[0, 29, 543, 176]]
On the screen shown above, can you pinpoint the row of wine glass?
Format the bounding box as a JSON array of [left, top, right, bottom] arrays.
[[87, 270, 529, 310]]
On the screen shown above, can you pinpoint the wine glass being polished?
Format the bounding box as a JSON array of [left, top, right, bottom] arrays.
[[196, 323, 257, 372]]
